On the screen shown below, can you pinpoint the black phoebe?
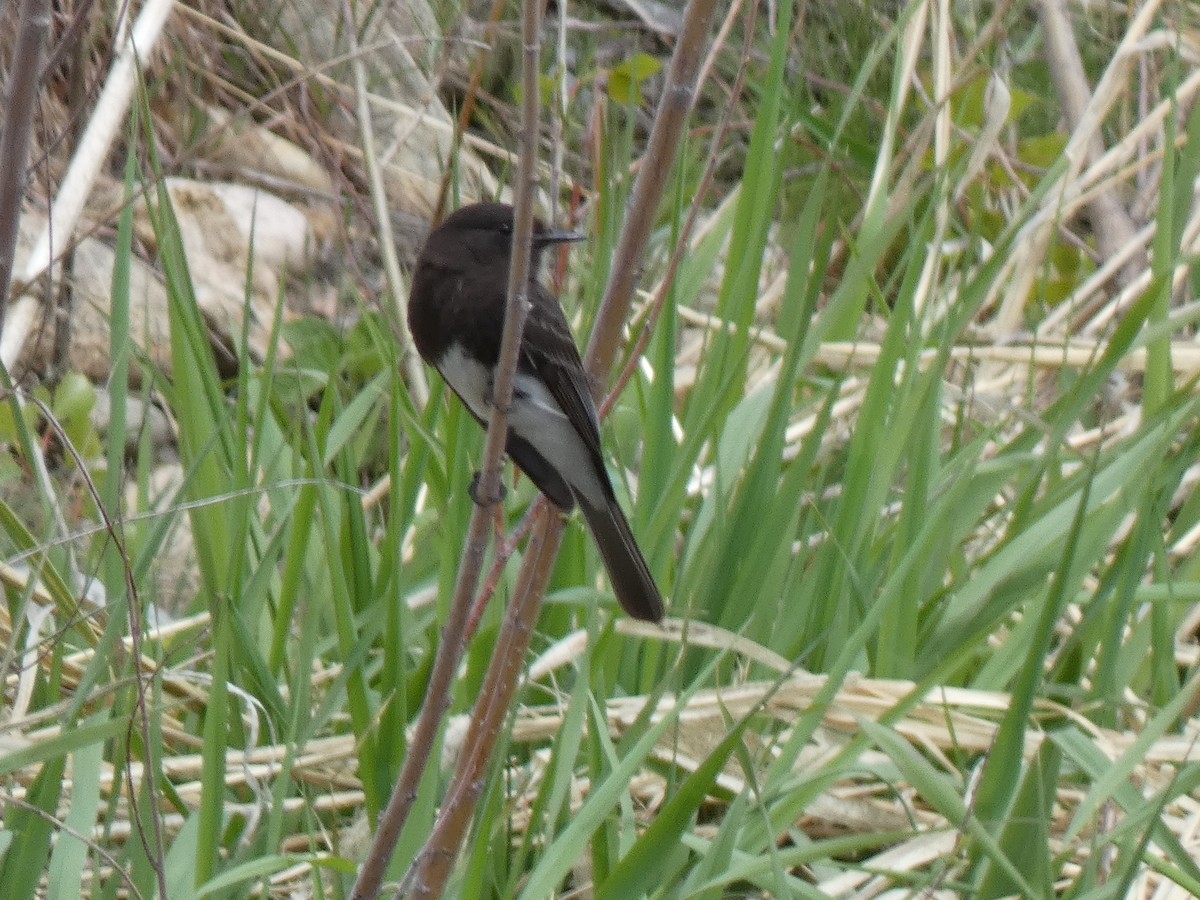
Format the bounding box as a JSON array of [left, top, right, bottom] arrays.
[[407, 202, 665, 623]]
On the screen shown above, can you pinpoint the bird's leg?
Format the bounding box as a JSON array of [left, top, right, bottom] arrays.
[[468, 471, 509, 554], [467, 471, 511, 568], [471, 376, 513, 508]]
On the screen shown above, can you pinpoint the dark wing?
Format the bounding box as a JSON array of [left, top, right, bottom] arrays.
[[504, 432, 576, 509], [519, 283, 611, 495], [512, 284, 663, 620], [520, 287, 663, 620]]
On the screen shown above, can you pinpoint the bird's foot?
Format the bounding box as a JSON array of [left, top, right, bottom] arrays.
[[469, 471, 507, 507], [482, 377, 514, 415]]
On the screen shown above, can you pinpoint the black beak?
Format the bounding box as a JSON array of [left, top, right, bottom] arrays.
[[533, 228, 586, 248]]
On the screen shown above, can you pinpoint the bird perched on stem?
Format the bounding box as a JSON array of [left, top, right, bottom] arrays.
[[407, 202, 664, 623]]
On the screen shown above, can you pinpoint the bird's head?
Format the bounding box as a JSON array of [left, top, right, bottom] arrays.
[[418, 202, 584, 274]]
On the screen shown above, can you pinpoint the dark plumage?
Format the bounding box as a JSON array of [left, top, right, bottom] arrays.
[[408, 202, 664, 622]]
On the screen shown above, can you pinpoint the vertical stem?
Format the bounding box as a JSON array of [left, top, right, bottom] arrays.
[[349, 0, 544, 894], [358, 0, 720, 892], [0, 0, 49, 327], [583, 0, 718, 386], [401, 514, 564, 898]]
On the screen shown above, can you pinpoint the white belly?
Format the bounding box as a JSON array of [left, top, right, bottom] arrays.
[[438, 344, 607, 508]]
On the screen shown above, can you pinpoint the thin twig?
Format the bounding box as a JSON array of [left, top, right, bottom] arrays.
[[400, 514, 564, 898], [433, 0, 510, 221], [467, 498, 544, 639], [362, 0, 720, 888], [0, 794, 145, 900], [400, 0, 723, 892], [349, 0, 545, 891], [583, 0, 719, 385], [0, 0, 174, 369], [341, 0, 429, 407], [49, 7, 93, 381], [604, 0, 757, 418], [393, 0, 547, 893], [0, 0, 50, 328]]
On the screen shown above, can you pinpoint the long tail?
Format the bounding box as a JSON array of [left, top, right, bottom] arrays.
[[578, 497, 664, 622]]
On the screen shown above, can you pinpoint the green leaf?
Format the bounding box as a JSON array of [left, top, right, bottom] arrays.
[[596, 719, 746, 900], [607, 53, 663, 105]]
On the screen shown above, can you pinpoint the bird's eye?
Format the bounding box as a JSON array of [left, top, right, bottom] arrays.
[[498, 222, 512, 234]]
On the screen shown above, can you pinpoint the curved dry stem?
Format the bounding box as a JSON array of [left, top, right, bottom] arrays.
[[27, 392, 169, 898], [382, 0, 547, 894]]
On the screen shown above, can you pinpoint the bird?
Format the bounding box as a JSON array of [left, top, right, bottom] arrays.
[[407, 201, 664, 623]]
